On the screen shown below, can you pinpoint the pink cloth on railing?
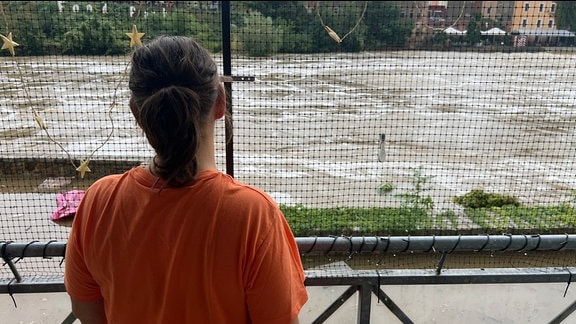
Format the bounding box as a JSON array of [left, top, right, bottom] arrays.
[[50, 190, 85, 222]]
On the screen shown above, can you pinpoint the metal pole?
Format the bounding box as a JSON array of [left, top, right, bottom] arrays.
[[221, 0, 234, 177], [549, 298, 576, 324], [296, 234, 576, 254], [357, 283, 372, 324], [372, 285, 414, 323], [1, 235, 575, 259]]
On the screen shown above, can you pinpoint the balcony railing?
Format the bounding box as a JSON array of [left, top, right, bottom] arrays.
[[2, 235, 576, 323]]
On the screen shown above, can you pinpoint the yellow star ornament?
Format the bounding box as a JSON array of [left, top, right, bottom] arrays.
[[126, 25, 145, 48], [76, 159, 91, 179], [0, 32, 19, 56]]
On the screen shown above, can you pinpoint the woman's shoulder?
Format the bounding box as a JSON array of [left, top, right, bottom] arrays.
[[89, 172, 126, 187], [220, 173, 278, 206], [83, 169, 135, 197]]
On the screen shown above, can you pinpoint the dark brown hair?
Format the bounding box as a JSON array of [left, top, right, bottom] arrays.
[[129, 36, 220, 186]]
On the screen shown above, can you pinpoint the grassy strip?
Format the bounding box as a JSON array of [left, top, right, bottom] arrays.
[[282, 205, 441, 236], [281, 204, 576, 236], [464, 204, 576, 234]]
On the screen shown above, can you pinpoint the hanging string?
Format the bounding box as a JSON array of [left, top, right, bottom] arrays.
[[0, 3, 146, 178], [0, 1, 8, 31], [0, 3, 77, 168], [316, 1, 368, 44], [564, 268, 573, 298]]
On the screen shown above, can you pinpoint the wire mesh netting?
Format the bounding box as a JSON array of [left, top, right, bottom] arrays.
[[1, 1, 575, 279]]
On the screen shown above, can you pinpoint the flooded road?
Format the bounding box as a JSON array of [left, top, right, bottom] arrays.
[[1, 51, 575, 210]]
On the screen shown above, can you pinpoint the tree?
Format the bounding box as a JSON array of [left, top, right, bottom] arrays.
[[61, 29, 84, 54], [363, 1, 413, 49], [244, 1, 313, 36], [3, 1, 47, 55], [556, 1, 576, 31], [243, 1, 315, 53], [238, 12, 283, 56], [465, 14, 482, 45]]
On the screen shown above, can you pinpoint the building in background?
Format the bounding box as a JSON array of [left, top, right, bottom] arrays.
[[395, 1, 573, 47], [481, 1, 515, 30], [509, 1, 574, 45], [444, 1, 480, 31], [428, 0, 448, 28]]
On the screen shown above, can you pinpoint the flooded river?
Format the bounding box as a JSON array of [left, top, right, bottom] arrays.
[[1, 50, 575, 209]]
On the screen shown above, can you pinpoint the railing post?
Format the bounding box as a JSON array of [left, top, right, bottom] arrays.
[[221, 0, 234, 177], [357, 283, 372, 324]]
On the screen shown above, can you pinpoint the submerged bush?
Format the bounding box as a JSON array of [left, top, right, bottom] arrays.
[[453, 189, 520, 208]]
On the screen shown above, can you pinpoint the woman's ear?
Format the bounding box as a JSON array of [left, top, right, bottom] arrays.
[[129, 97, 137, 116], [214, 85, 226, 120], [129, 97, 142, 126]]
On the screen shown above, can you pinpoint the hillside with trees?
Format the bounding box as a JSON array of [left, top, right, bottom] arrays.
[[0, 1, 412, 56]]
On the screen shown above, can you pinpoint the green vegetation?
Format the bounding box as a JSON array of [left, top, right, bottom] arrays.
[[376, 182, 394, 195], [0, 1, 412, 56], [238, 12, 283, 56], [391, 167, 435, 215], [281, 204, 432, 236], [453, 189, 520, 208], [556, 1, 576, 31], [282, 198, 576, 237], [464, 14, 482, 45], [463, 204, 576, 234], [280, 173, 575, 237]]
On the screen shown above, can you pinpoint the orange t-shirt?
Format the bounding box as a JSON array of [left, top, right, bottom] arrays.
[[65, 167, 308, 323]]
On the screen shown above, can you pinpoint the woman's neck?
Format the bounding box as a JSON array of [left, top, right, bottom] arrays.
[[195, 124, 218, 172]]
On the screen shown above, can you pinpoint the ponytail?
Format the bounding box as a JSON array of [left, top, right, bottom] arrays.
[[129, 36, 221, 187], [137, 86, 204, 186]]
